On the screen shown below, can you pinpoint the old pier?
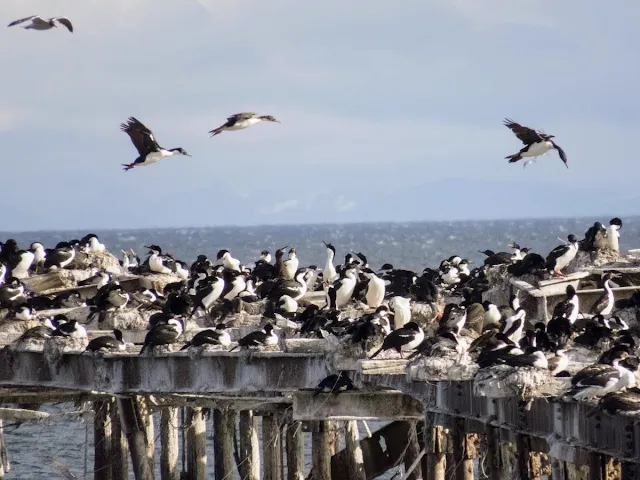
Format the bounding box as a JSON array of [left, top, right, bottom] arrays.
[[0, 256, 639, 479]]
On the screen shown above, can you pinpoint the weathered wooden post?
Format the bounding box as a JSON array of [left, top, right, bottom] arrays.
[[185, 407, 206, 480], [311, 421, 333, 480], [239, 410, 260, 480], [111, 399, 129, 480], [0, 419, 9, 479], [117, 396, 154, 480], [404, 420, 424, 480], [451, 418, 476, 480], [142, 399, 155, 472], [213, 408, 235, 480], [160, 407, 179, 480], [424, 413, 446, 480], [344, 421, 366, 480], [285, 421, 305, 480], [262, 415, 282, 480], [94, 399, 113, 480], [485, 427, 502, 480]]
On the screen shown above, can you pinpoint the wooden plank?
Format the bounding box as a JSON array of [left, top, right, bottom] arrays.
[[293, 391, 423, 421]]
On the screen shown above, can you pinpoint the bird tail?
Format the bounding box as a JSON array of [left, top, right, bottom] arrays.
[[505, 153, 522, 163], [122, 163, 135, 172], [369, 347, 383, 359], [179, 342, 192, 351], [138, 344, 148, 356], [209, 126, 224, 137], [229, 345, 239, 352]]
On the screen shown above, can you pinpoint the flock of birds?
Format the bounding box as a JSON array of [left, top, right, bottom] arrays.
[[1, 213, 639, 413], [9, 15, 568, 172]]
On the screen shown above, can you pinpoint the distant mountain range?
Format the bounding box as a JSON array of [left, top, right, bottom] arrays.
[[1, 178, 636, 230]]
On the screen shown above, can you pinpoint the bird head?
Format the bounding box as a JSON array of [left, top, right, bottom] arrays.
[[259, 115, 280, 123], [171, 147, 191, 157]]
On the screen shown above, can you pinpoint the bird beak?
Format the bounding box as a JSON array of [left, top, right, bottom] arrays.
[[185, 153, 192, 157]]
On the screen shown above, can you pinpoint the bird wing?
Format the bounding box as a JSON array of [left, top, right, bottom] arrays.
[[503, 118, 544, 145], [551, 141, 568, 168], [120, 116, 160, 155], [547, 244, 569, 260], [51, 17, 73, 32], [8, 15, 38, 27], [227, 112, 257, 121]]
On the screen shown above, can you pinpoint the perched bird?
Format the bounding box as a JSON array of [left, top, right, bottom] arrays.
[[369, 322, 424, 359], [590, 272, 620, 316], [120, 117, 190, 172], [546, 235, 579, 277], [217, 250, 241, 272], [139, 319, 183, 355], [322, 242, 337, 286], [208, 112, 280, 137], [84, 329, 126, 353], [313, 371, 357, 396], [606, 218, 623, 252], [362, 268, 386, 309], [503, 118, 568, 169], [180, 324, 231, 350], [229, 324, 278, 351], [8, 16, 73, 33]]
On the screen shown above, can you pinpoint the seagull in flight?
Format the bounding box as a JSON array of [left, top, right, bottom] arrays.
[[8, 16, 73, 33], [503, 118, 568, 169], [120, 117, 191, 172], [208, 112, 280, 137]]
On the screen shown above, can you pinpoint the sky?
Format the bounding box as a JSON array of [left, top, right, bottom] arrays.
[[1, 1, 639, 231]]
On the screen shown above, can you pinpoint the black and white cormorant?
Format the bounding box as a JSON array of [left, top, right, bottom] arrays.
[[369, 322, 424, 359], [139, 318, 183, 355], [545, 235, 579, 277], [313, 371, 357, 396], [44, 242, 76, 270], [120, 117, 190, 172], [229, 324, 278, 351], [180, 324, 231, 350], [590, 272, 619, 316], [208, 112, 280, 137], [85, 329, 126, 353], [503, 118, 568, 169]]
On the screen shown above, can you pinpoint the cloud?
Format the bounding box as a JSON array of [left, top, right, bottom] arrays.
[[438, 0, 556, 29], [259, 200, 299, 215], [335, 196, 356, 212]]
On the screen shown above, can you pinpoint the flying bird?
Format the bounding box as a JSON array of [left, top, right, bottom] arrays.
[[120, 117, 191, 172], [208, 112, 280, 137], [8, 16, 73, 33], [503, 118, 567, 169]]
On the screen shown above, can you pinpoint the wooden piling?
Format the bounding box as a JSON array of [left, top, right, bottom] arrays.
[[239, 410, 260, 480], [485, 427, 502, 480], [311, 421, 332, 480], [144, 408, 155, 471], [117, 396, 154, 480], [344, 421, 366, 480], [262, 415, 282, 480], [213, 409, 235, 480], [285, 421, 305, 480], [111, 399, 129, 480], [404, 421, 423, 480], [451, 418, 475, 480], [423, 413, 445, 480], [0, 420, 8, 479], [160, 407, 179, 480], [185, 407, 207, 480], [94, 400, 113, 480]]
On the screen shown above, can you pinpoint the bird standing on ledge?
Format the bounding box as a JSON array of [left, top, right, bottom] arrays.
[[208, 112, 280, 137], [503, 118, 568, 169]]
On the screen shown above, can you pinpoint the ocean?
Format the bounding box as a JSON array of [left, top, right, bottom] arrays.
[[2, 217, 637, 479]]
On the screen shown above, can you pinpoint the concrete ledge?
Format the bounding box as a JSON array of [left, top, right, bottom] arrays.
[[0, 350, 330, 395]]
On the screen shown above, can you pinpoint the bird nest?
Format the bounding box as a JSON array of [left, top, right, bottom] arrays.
[[407, 351, 478, 381], [473, 365, 564, 399], [137, 272, 184, 294], [85, 251, 125, 275], [88, 308, 154, 330], [0, 319, 42, 336], [566, 249, 622, 274]]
